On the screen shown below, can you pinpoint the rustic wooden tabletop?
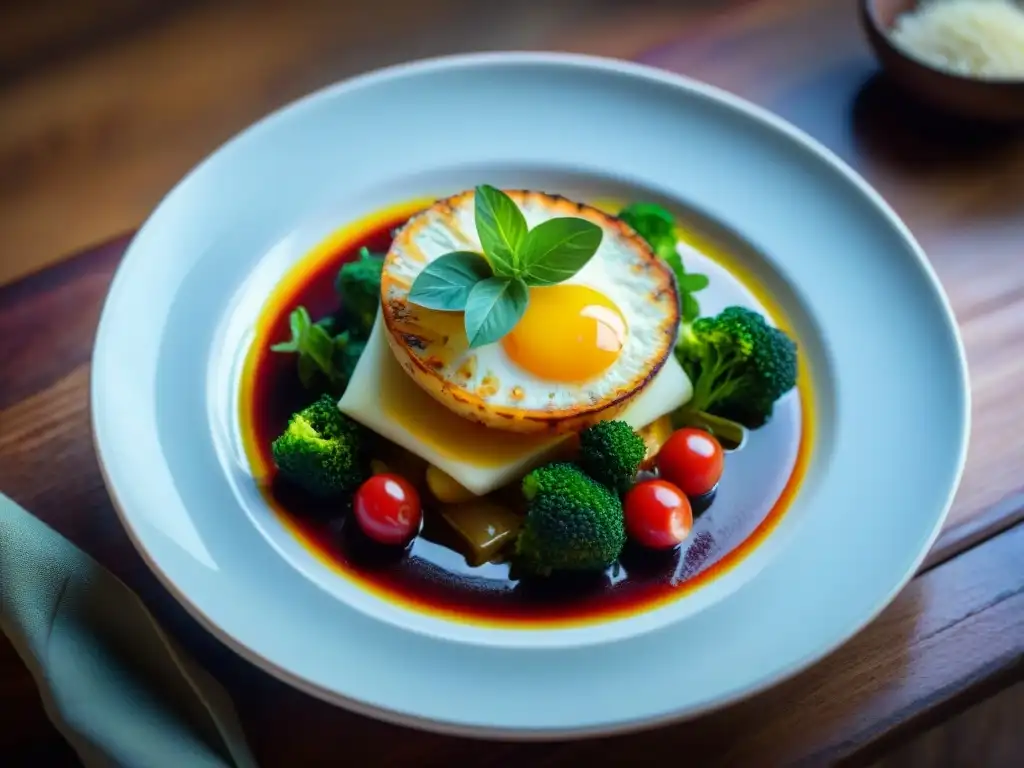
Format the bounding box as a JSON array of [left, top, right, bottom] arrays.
[[1, 1, 1022, 765]]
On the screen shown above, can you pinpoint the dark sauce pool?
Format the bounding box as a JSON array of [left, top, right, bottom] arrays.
[[240, 207, 799, 626]]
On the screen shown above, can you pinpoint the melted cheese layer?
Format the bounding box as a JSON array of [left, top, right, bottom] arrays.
[[339, 312, 692, 496]]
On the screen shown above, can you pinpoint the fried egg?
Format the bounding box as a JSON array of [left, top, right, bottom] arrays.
[[380, 189, 680, 434]]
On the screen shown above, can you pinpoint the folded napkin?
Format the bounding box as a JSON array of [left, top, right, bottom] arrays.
[[0, 493, 257, 768]]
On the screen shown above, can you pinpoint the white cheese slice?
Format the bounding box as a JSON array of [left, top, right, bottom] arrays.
[[339, 312, 692, 496]]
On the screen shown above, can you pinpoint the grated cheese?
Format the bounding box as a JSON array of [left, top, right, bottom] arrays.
[[890, 0, 1024, 79]]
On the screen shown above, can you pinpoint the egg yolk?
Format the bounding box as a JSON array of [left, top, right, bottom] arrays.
[[501, 284, 627, 382]]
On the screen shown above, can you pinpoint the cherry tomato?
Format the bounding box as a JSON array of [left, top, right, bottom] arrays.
[[656, 428, 724, 498], [624, 480, 693, 550], [353, 474, 422, 546]]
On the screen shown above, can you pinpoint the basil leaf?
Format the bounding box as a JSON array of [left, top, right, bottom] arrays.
[[619, 203, 676, 243], [464, 276, 529, 348], [270, 339, 300, 353], [271, 306, 312, 352], [666, 250, 707, 322], [332, 329, 352, 354], [620, 202, 681, 264], [475, 185, 527, 277], [664, 252, 685, 282], [304, 322, 337, 374], [682, 292, 701, 324], [655, 241, 679, 261], [619, 202, 675, 230], [291, 306, 311, 338], [271, 305, 351, 392], [656, 239, 707, 320], [316, 315, 340, 335], [408, 251, 492, 310], [297, 353, 320, 389], [618, 202, 712, 323], [677, 272, 710, 292], [519, 218, 603, 286]]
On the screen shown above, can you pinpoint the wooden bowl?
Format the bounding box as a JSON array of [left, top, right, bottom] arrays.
[[860, 0, 1024, 122]]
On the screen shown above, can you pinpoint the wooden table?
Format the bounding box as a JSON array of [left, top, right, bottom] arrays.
[[1, 1, 1022, 765]]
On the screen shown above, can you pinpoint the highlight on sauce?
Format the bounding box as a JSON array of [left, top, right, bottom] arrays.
[[239, 189, 812, 627]]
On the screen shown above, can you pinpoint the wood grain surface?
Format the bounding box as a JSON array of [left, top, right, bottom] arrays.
[[2, 0, 1023, 766], [0, 0, 727, 286]]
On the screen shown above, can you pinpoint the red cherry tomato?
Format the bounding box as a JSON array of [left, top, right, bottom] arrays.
[[353, 474, 422, 546], [656, 428, 724, 497], [624, 480, 693, 550]]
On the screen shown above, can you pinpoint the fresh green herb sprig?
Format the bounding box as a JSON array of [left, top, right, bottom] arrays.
[[270, 307, 360, 394], [617, 202, 709, 323], [408, 185, 604, 348], [272, 245, 384, 396]]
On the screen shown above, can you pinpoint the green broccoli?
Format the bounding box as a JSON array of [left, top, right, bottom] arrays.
[[271, 394, 367, 497], [515, 463, 626, 576], [335, 247, 384, 336], [676, 305, 797, 429], [578, 420, 646, 494]]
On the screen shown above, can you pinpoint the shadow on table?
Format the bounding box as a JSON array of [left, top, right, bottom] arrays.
[[850, 74, 1023, 178]]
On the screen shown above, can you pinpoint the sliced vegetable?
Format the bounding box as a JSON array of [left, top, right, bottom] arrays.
[[636, 414, 675, 470], [624, 479, 693, 550], [656, 428, 724, 498], [439, 497, 523, 567], [426, 465, 479, 504], [374, 443, 430, 494], [353, 474, 422, 546]]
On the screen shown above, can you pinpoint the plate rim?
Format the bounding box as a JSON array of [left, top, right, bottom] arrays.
[[90, 50, 971, 739]]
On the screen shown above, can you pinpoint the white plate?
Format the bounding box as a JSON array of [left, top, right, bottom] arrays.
[[91, 52, 969, 738]]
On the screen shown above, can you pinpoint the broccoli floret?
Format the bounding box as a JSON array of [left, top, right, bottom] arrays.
[[578, 420, 646, 494], [676, 305, 797, 428], [271, 395, 367, 497], [335, 247, 384, 336], [515, 463, 626, 576]]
